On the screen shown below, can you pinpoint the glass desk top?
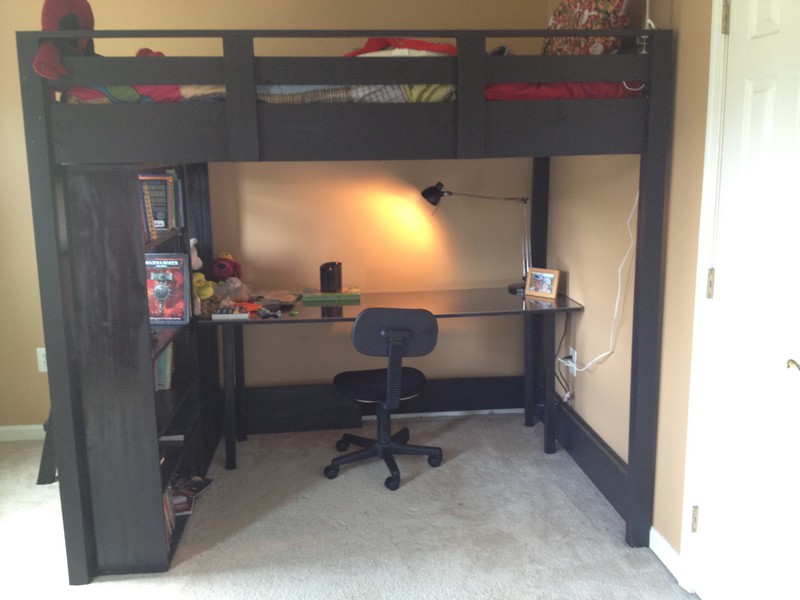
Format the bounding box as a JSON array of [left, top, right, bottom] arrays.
[[198, 288, 583, 325]]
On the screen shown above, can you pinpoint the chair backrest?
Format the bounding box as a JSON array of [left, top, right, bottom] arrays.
[[351, 308, 438, 358]]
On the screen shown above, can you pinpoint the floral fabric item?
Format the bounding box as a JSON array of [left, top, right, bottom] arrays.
[[543, 0, 630, 56]]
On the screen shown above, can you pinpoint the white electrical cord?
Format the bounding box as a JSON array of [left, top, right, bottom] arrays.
[[573, 191, 639, 373]]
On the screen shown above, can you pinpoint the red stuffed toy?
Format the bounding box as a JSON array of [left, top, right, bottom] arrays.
[[33, 0, 95, 79], [33, 0, 163, 80], [210, 252, 242, 283]]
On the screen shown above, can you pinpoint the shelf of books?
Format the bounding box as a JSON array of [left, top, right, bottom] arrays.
[[137, 165, 211, 558], [139, 169, 186, 245], [163, 473, 213, 556]]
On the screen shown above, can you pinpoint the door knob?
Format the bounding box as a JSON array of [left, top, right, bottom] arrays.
[[787, 359, 800, 371]]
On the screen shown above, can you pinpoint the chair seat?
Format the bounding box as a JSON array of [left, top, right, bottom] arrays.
[[324, 308, 441, 490], [334, 367, 426, 403]]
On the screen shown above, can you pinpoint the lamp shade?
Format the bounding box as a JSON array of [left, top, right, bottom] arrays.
[[420, 182, 449, 207]]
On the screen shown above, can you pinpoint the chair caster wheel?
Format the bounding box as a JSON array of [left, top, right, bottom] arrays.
[[324, 465, 339, 479], [428, 454, 442, 468], [384, 476, 400, 491], [335, 439, 349, 452]]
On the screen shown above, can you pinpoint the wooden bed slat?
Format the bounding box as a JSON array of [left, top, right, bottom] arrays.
[[485, 98, 647, 157], [51, 104, 229, 164]]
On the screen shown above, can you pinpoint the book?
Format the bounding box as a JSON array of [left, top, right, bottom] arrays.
[[171, 494, 194, 516], [253, 290, 302, 310], [139, 183, 158, 243], [155, 342, 173, 390], [166, 168, 185, 229], [172, 475, 213, 498], [162, 491, 175, 546], [145, 253, 190, 324], [139, 174, 176, 231], [302, 287, 361, 303]]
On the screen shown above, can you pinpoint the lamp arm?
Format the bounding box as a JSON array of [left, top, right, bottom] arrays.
[[426, 184, 532, 283], [449, 190, 531, 279], [520, 198, 532, 279], [447, 191, 528, 204]]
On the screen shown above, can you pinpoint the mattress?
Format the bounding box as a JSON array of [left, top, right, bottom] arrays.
[[58, 37, 643, 105]]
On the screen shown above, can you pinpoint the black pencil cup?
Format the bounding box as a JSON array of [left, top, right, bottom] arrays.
[[320, 261, 342, 293]]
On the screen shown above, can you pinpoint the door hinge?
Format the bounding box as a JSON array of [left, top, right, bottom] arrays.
[[706, 267, 715, 299], [691, 505, 700, 533], [722, 0, 731, 35]]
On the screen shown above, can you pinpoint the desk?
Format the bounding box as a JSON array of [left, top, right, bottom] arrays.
[[201, 288, 583, 469]]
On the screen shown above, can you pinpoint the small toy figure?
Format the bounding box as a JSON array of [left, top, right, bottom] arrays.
[[189, 238, 203, 271]]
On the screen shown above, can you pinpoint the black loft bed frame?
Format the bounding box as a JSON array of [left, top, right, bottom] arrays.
[[17, 28, 674, 579]]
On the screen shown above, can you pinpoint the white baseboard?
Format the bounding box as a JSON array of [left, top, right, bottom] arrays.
[[649, 527, 695, 593], [0, 425, 46, 442]]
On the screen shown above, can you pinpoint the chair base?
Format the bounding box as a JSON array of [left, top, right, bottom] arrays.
[[323, 426, 443, 490]]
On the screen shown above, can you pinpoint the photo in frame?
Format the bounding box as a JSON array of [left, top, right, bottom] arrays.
[[525, 268, 560, 299]]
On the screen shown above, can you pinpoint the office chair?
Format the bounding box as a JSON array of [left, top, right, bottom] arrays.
[[323, 308, 443, 490]]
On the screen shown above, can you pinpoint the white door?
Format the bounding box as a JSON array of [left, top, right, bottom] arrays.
[[687, 0, 800, 598]]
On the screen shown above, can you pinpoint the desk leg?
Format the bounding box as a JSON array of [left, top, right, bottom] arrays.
[[222, 325, 237, 470], [542, 314, 557, 454], [523, 312, 537, 427], [234, 324, 247, 442]]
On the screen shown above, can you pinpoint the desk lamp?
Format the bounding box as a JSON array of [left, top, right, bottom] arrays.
[[421, 182, 531, 294]]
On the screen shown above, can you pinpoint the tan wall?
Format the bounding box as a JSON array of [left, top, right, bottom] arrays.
[[2, 0, 709, 560], [653, 0, 712, 553], [548, 155, 640, 458], [0, 5, 49, 425]]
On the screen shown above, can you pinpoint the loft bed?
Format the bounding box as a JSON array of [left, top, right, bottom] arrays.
[[15, 29, 671, 163], [16, 28, 674, 581]]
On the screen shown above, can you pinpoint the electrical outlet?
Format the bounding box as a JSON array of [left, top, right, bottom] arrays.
[[568, 347, 577, 377], [36, 347, 47, 373]]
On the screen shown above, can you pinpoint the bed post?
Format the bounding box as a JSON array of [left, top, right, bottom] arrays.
[[523, 157, 551, 428], [16, 32, 96, 584], [455, 34, 486, 158], [222, 33, 260, 161], [625, 29, 675, 547], [531, 157, 550, 268]]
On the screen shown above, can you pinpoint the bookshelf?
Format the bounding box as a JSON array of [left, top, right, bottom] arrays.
[[48, 163, 220, 578]]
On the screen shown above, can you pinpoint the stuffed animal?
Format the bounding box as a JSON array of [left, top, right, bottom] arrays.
[[192, 272, 220, 317], [189, 238, 203, 271], [33, 0, 95, 79], [210, 252, 242, 282], [192, 272, 215, 301], [216, 277, 250, 302], [33, 0, 164, 80]]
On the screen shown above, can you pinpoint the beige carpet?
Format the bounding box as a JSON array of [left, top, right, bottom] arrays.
[[1, 413, 696, 599]]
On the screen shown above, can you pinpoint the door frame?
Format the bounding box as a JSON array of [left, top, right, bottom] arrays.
[[680, 0, 740, 592]]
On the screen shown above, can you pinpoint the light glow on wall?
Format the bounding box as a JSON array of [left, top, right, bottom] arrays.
[[211, 161, 528, 292], [329, 181, 454, 291], [360, 188, 438, 252]]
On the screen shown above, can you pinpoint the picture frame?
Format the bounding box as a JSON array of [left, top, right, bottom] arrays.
[[145, 253, 191, 324], [524, 267, 560, 300]]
